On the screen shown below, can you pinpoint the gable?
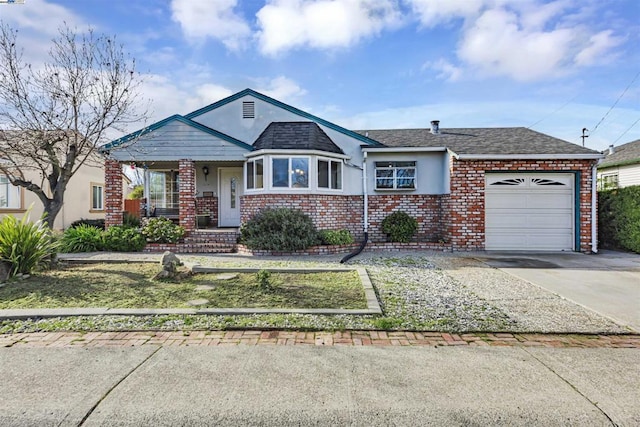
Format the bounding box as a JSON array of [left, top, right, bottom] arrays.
[[185, 89, 383, 152], [103, 116, 252, 162]]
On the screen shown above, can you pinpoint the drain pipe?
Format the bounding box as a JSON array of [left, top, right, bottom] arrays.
[[341, 152, 369, 263], [591, 160, 601, 254]]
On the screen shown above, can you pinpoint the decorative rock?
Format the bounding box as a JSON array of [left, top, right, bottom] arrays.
[[160, 251, 182, 273], [214, 273, 238, 280], [195, 285, 216, 291], [0, 261, 11, 283], [187, 299, 209, 306]]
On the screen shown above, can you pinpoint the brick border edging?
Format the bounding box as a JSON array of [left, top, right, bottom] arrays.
[[2, 331, 638, 348]]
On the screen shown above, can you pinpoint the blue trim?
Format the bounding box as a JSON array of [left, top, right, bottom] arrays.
[[101, 115, 254, 152], [184, 88, 384, 147], [574, 171, 581, 252]]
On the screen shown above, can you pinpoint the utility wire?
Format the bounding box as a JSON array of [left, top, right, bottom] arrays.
[[527, 94, 579, 129], [591, 70, 640, 135], [613, 116, 640, 144]]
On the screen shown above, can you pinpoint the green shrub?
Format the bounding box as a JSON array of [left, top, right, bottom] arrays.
[[319, 229, 355, 245], [240, 208, 319, 251], [381, 211, 418, 243], [127, 185, 144, 199], [599, 186, 640, 253], [141, 217, 185, 243], [59, 224, 104, 253], [123, 212, 141, 228], [0, 214, 58, 276], [69, 218, 105, 230], [256, 269, 272, 291], [103, 226, 146, 252]]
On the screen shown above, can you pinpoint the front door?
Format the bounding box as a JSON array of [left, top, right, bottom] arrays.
[[218, 168, 243, 227]]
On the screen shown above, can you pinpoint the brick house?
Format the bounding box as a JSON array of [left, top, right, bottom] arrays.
[[102, 89, 603, 253]]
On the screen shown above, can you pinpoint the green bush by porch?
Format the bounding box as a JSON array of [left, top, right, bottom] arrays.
[[599, 185, 640, 253], [240, 208, 319, 251]]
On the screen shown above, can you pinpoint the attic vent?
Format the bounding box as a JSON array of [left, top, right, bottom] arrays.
[[242, 101, 255, 119]]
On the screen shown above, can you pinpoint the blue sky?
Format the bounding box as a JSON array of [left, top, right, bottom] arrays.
[[1, 0, 639, 151]]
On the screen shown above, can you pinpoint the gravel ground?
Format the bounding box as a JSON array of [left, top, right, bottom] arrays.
[[0, 251, 628, 334]]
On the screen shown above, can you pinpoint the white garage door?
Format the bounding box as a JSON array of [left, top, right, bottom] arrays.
[[485, 173, 574, 251]]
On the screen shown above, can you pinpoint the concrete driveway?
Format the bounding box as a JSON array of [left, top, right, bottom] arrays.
[[475, 250, 640, 332]]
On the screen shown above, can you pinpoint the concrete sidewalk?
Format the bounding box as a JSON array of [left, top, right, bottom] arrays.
[[0, 345, 637, 426]]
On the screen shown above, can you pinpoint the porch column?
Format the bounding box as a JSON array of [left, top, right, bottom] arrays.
[[105, 159, 123, 228], [178, 159, 196, 231]]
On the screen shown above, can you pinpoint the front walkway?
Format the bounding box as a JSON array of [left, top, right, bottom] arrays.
[[2, 330, 639, 348]]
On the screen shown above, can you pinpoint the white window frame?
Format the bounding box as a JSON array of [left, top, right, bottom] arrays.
[[317, 157, 343, 191], [0, 175, 22, 210], [598, 172, 619, 191], [269, 156, 311, 190], [245, 157, 265, 191], [374, 161, 417, 191], [90, 183, 104, 211]]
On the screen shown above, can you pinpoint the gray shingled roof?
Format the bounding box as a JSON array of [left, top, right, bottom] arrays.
[[253, 122, 344, 154], [599, 139, 640, 168], [356, 127, 600, 155]]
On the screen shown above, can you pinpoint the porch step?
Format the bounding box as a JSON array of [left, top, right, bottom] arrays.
[[185, 230, 240, 245], [143, 242, 236, 254]]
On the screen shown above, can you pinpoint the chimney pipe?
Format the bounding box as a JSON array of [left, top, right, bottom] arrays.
[[430, 120, 440, 134], [608, 144, 615, 155]]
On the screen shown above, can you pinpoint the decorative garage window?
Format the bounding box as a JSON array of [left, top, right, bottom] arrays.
[[272, 157, 309, 189], [0, 175, 21, 209], [318, 158, 342, 190], [375, 161, 416, 190], [531, 178, 566, 186], [91, 183, 104, 211], [246, 158, 264, 190], [490, 178, 525, 186], [597, 173, 619, 191]]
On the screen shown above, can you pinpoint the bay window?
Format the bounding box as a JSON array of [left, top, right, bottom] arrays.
[[318, 159, 342, 190], [246, 158, 264, 190], [272, 157, 309, 189]]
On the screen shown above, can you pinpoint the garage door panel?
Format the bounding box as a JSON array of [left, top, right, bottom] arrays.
[[486, 211, 573, 228], [485, 173, 574, 251]]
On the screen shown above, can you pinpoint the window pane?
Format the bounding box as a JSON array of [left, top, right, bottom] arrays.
[[246, 162, 254, 189], [397, 178, 415, 189], [230, 177, 236, 208], [331, 161, 342, 189], [397, 168, 415, 178], [291, 158, 308, 188], [376, 169, 393, 178], [256, 159, 263, 189], [376, 178, 394, 189], [318, 160, 329, 188], [272, 158, 289, 187], [92, 185, 104, 210], [0, 176, 20, 209]]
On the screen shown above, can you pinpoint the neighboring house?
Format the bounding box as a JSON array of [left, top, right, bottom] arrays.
[[102, 89, 603, 252], [597, 139, 640, 190], [0, 162, 106, 230]]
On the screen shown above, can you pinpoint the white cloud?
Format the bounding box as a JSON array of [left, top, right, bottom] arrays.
[[423, 58, 463, 81], [255, 76, 308, 103], [574, 30, 624, 66], [0, 0, 82, 35], [170, 0, 251, 50], [457, 8, 576, 81], [256, 0, 403, 56], [408, 0, 483, 28]]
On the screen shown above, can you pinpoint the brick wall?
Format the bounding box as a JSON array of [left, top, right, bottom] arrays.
[[178, 160, 196, 231], [196, 196, 218, 227], [241, 194, 365, 239], [367, 194, 447, 243], [105, 159, 123, 228], [447, 159, 597, 252]]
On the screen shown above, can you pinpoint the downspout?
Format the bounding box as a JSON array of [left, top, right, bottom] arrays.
[[341, 152, 368, 263], [591, 160, 601, 253]]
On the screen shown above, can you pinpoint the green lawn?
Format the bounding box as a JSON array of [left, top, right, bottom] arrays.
[[0, 263, 367, 310]]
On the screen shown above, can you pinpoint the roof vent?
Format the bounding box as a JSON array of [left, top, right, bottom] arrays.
[[430, 120, 440, 134], [608, 144, 615, 155]]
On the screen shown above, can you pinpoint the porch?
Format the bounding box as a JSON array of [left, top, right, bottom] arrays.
[[107, 159, 244, 232]]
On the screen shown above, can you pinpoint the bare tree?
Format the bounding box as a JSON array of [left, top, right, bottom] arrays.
[[0, 22, 147, 228]]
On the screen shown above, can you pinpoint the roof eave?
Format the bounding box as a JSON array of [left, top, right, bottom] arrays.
[[454, 153, 604, 160], [361, 146, 448, 153]]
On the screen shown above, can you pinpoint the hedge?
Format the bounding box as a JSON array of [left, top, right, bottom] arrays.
[[598, 185, 640, 253]]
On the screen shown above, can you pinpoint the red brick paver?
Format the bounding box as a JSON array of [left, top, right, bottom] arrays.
[[0, 331, 638, 348]]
